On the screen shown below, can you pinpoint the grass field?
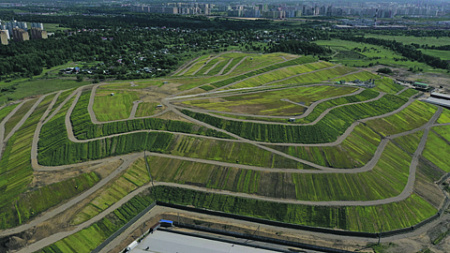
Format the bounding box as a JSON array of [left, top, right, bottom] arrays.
[[437, 109, 450, 124], [0, 95, 56, 228], [181, 85, 358, 116], [267, 65, 355, 86], [1, 51, 447, 248], [3, 99, 37, 137], [0, 78, 90, 104], [366, 101, 437, 136], [135, 102, 164, 117], [228, 61, 333, 89], [272, 123, 381, 168], [332, 71, 404, 94], [0, 103, 19, 123], [71, 160, 150, 225], [37, 186, 437, 253], [93, 89, 140, 121], [145, 140, 413, 201], [314, 39, 440, 73], [183, 94, 407, 144], [423, 126, 450, 172], [363, 34, 450, 47]]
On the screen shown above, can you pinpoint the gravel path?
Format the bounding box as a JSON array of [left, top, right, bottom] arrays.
[[203, 60, 223, 75], [216, 58, 234, 76], [0, 100, 26, 160], [128, 100, 142, 119]]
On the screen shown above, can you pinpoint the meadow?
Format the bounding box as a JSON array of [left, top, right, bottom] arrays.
[[183, 94, 407, 143], [314, 39, 440, 73], [181, 85, 358, 116], [93, 89, 140, 121]]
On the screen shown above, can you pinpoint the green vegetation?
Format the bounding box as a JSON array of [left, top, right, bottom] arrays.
[[268, 65, 355, 86], [211, 56, 316, 88], [181, 85, 358, 116], [72, 160, 150, 225], [366, 101, 437, 136], [229, 61, 333, 89], [183, 94, 407, 143], [437, 109, 450, 124], [13, 172, 100, 228], [71, 91, 231, 140], [314, 39, 438, 72], [37, 186, 437, 253], [363, 34, 450, 47], [333, 71, 404, 94], [4, 99, 37, 137], [297, 89, 380, 124], [0, 95, 54, 228], [397, 88, 419, 98], [423, 126, 450, 172], [272, 124, 381, 168], [93, 89, 140, 121], [0, 103, 19, 123], [146, 140, 413, 201], [135, 102, 164, 117], [0, 78, 90, 104]]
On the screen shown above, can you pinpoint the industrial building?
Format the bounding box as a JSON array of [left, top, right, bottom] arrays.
[[423, 92, 450, 108]]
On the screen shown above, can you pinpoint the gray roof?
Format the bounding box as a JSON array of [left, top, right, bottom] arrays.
[[423, 97, 450, 108], [130, 230, 279, 253], [431, 92, 450, 100]]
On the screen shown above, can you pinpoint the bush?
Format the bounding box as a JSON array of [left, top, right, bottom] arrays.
[[377, 67, 393, 75]]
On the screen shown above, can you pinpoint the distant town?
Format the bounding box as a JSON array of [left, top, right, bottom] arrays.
[[0, 20, 48, 45]]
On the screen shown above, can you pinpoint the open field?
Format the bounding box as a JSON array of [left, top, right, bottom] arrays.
[[363, 34, 450, 47], [37, 186, 437, 253], [0, 78, 90, 104], [267, 65, 356, 86], [437, 109, 450, 124], [93, 89, 140, 122], [228, 61, 333, 89], [0, 104, 19, 123], [423, 126, 450, 172], [1, 52, 448, 252], [314, 39, 441, 73], [180, 85, 358, 116], [183, 94, 407, 143], [366, 101, 437, 136]]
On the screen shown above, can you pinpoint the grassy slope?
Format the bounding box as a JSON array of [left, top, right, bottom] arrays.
[[423, 126, 450, 172], [0, 103, 19, 123], [4, 99, 37, 137], [314, 39, 440, 73], [366, 101, 437, 136], [437, 109, 450, 124], [182, 85, 358, 116], [93, 89, 140, 122], [37, 187, 436, 253]]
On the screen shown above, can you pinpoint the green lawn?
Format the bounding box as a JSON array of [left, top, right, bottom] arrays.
[[93, 89, 140, 121], [181, 85, 358, 116], [366, 101, 437, 136], [314, 39, 441, 73], [423, 126, 450, 172], [363, 34, 450, 47]]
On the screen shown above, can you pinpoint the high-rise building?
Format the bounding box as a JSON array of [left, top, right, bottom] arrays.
[[31, 22, 44, 30], [0, 30, 8, 45], [12, 28, 29, 42], [30, 27, 48, 40]]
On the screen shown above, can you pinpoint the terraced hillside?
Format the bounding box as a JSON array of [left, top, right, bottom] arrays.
[[0, 52, 448, 253]]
